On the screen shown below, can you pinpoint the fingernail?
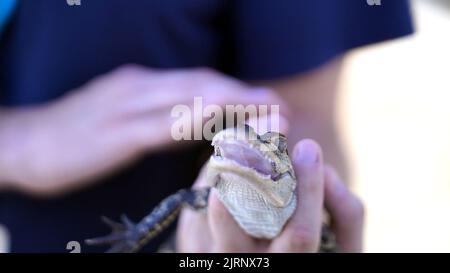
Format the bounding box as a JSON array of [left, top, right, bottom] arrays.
[[294, 140, 319, 165]]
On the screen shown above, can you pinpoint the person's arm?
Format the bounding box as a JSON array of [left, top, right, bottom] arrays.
[[0, 66, 286, 197], [254, 57, 348, 180]]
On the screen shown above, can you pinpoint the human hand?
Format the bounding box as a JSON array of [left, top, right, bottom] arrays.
[[0, 65, 286, 196], [177, 139, 364, 252]]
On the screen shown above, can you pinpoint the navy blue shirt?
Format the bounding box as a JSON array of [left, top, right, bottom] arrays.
[[0, 0, 413, 252]]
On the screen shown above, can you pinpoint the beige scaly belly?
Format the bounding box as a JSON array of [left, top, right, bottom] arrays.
[[215, 172, 296, 239]]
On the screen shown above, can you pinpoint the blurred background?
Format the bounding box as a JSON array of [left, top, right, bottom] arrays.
[[338, 0, 450, 252]]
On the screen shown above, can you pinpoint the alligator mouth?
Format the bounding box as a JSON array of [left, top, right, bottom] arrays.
[[213, 139, 281, 180]]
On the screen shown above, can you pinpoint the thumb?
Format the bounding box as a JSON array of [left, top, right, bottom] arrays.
[[176, 163, 211, 252], [272, 139, 324, 252]]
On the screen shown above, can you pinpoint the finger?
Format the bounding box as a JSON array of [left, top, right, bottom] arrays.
[[324, 165, 364, 252], [117, 110, 178, 152], [177, 203, 212, 252], [112, 64, 157, 77], [119, 91, 194, 117], [242, 87, 291, 116], [223, 87, 292, 119], [187, 71, 290, 118], [142, 68, 291, 116], [176, 163, 212, 252], [208, 189, 258, 252], [246, 113, 290, 136], [272, 139, 324, 252]]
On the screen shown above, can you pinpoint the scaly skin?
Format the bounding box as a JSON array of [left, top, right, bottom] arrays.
[[85, 125, 337, 252]]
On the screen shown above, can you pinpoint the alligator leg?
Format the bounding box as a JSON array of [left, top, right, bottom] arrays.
[[86, 187, 338, 253], [85, 188, 210, 253]]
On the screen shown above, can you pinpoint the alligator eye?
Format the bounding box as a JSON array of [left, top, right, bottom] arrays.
[[243, 124, 251, 132]]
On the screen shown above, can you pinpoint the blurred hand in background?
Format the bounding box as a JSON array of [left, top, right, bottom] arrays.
[[0, 65, 286, 197]]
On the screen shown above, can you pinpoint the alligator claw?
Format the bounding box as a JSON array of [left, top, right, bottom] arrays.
[[85, 215, 140, 253], [120, 214, 135, 229], [86, 189, 205, 252], [101, 216, 126, 232], [85, 232, 125, 245]]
